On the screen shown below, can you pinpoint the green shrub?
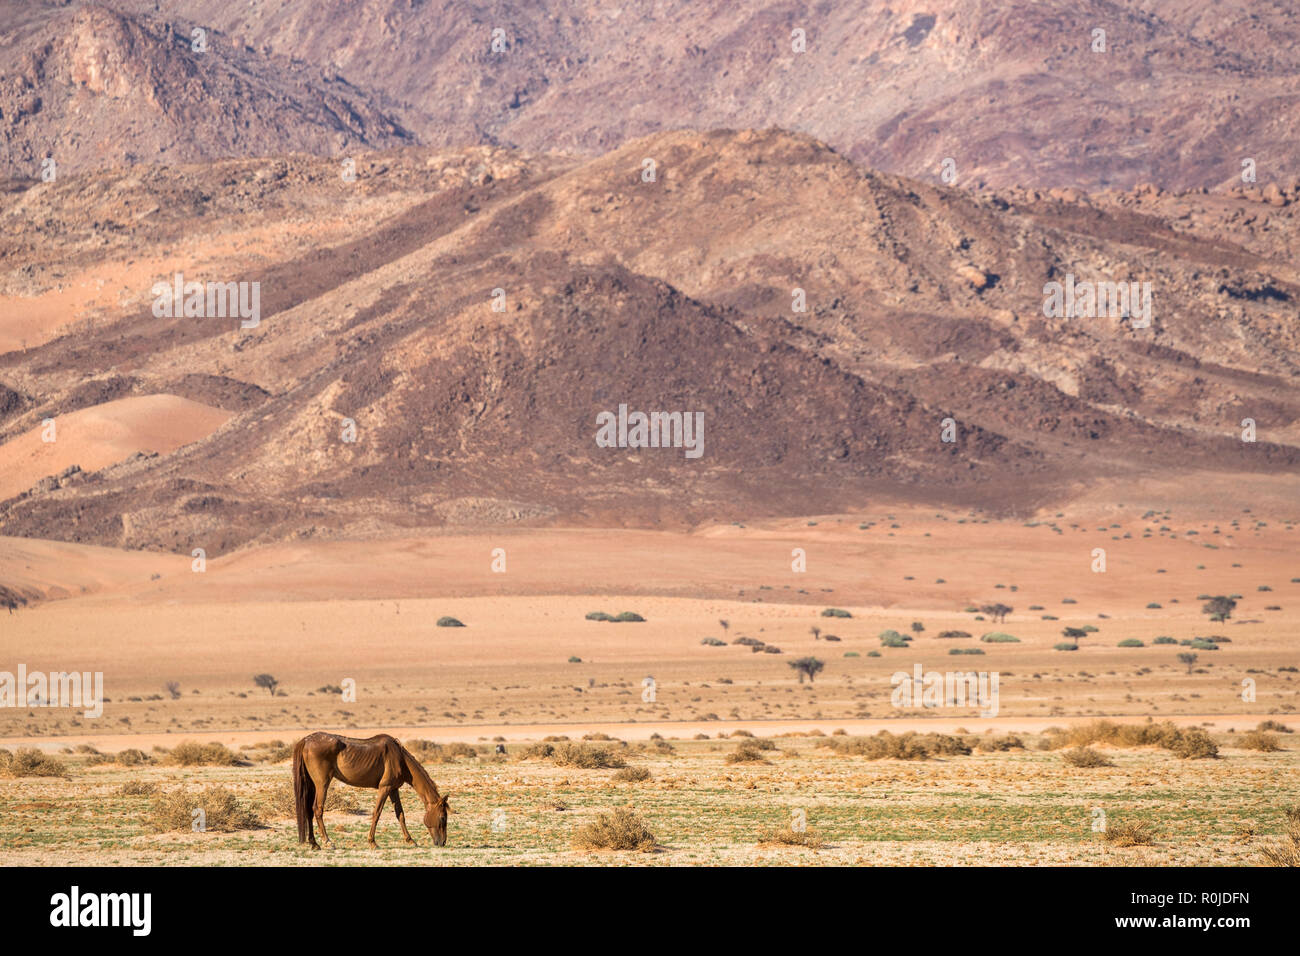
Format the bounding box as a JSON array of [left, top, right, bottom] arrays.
[[436, 616, 465, 627], [1118, 638, 1144, 647], [821, 608, 852, 618], [1054, 642, 1078, 651], [980, 632, 1019, 643]]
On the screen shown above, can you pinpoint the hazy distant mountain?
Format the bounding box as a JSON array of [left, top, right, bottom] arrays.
[[5, 1, 1299, 188]]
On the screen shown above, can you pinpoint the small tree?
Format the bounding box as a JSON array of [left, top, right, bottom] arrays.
[[810, 626, 821, 641], [911, 621, 925, 634], [253, 674, 279, 696], [1062, 626, 1088, 640], [164, 681, 181, 700], [719, 619, 730, 638], [789, 657, 825, 684], [1202, 595, 1237, 623], [980, 603, 1012, 624], [1177, 652, 1198, 674]]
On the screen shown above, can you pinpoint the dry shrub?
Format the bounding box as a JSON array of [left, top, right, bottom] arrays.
[[405, 739, 477, 763], [117, 781, 158, 796], [1169, 729, 1219, 760], [1102, 821, 1156, 847], [612, 766, 652, 783], [149, 786, 262, 832], [1048, 721, 1217, 759], [516, 742, 555, 760], [572, 808, 656, 852], [1062, 746, 1114, 768], [165, 741, 242, 766], [827, 731, 971, 761], [552, 743, 625, 769], [0, 748, 68, 777], [757, 826, 824, 849], [1239, 731, 1281, 752], [975, 734, 1024, 752], [1258, 808, 1300, 867], [113, 748, 150, 766], [1256, 720, 1293, 734], [726, 741, 770, 764]]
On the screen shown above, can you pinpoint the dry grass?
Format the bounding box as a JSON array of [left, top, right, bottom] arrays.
[[726, 741, 771, 764], [1258, 808, 1300, 867], [572, 808, 657, 852], [757, 826, 825, 848]]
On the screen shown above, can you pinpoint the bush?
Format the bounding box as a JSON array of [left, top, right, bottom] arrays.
[[1118, 638, 1144, 647], [117, 781, 158, 796], [114, 748, 150, 766], [436, 616, 465, 627], [726, 741, 771, 764], [1062, 746, 1114, 768], [826, 732, 969, 761], [949, 647, 985, 655], [613, 611, 645, 622], [551, 743, 625, 769], [166, 741, 242, 766], [757, 826, 824, 848], [1102, 820, 1156, 847], [821, 608, 852, 618], [981, 632, 1019, 643], [1169, 729, 1218, 760], [1240, 731, 1281, 752], [1053, 643, 1078, 651], [572, 808, 656, 851], [700, 637, 725, 646], [1153, 636, 1177, 644], [612, 766, 652, 783], [586, 611, 613, 621], [0, 748, 68, 777], [149, 786, 262, 832], [936, 630, 972, 639], [880, 630, 908, 648]]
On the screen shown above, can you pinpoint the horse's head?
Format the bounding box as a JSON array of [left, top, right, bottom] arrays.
[[424, 792, 453, 847]]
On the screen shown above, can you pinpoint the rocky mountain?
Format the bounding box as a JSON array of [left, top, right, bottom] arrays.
[[1, 129, 1297, 552]]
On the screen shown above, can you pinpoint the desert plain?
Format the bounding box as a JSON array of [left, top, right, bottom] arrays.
[[1, 490, 1297, 865]]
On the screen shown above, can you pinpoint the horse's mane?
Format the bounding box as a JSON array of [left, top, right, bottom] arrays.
[[399, 744, 441, 801]]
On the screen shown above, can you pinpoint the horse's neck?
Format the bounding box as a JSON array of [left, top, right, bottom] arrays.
[[402, 750, 440, 806]]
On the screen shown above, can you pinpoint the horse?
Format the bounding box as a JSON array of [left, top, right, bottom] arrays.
[[292, 732, 454, 849]]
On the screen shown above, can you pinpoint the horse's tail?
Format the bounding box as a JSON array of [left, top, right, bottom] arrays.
[[293, 737, 315, 844]]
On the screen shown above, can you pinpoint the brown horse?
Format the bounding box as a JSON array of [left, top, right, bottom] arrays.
[[292, 732, 454, 849]]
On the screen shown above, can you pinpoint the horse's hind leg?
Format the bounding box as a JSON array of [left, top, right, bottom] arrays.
[[391, 790, 416, 845], [313, 772, 334, 848], [368, 787, 391, 848]]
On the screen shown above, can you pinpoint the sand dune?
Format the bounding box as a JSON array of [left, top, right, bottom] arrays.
[[0, 394, 232, 501]]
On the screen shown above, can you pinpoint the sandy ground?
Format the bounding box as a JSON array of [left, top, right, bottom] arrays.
[[0, 394, 232, 500]]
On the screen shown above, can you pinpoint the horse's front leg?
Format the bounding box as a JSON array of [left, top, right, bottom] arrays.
[[368, 787, 391, 848], [391, 790, 416, 845]]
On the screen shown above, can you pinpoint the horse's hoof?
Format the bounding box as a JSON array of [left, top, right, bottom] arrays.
[[368, 841, 378, 849]]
